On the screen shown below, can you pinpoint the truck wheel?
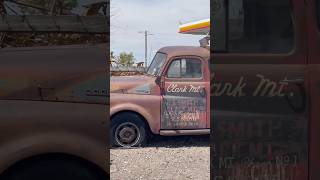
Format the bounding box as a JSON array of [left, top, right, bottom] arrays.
[[111, 113, 147, 147], [1, 157, 107, 180]]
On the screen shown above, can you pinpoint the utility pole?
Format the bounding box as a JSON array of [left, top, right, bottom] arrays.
[[139, 30, 153, 68]]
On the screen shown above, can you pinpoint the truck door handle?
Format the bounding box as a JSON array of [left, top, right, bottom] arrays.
[[281, 78, 307, 113], [280, 78, 304, 85], [200, 87, 206, 97]]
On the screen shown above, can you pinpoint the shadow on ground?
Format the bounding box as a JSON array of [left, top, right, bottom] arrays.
[[146, 135, 209, 148], [110, 135, 209, 149]]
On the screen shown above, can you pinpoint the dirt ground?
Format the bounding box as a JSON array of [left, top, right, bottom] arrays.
[[110, 135, 210, 180]]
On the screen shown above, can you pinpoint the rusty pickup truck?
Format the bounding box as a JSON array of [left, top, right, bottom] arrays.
[[0, 3, 109, 178], [110, 46, 210, 147], [0, 44, 108, 180], [212, 0, 320, 179]]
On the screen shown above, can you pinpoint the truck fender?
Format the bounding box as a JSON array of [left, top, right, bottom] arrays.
[[110, 103, 159, 134], [0, 132, 107, 175]]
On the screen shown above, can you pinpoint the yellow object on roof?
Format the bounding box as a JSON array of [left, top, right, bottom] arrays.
[[179, 18, 210, 35]]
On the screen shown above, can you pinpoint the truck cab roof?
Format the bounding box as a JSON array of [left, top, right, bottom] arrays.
[[158, 46, 209, 60]]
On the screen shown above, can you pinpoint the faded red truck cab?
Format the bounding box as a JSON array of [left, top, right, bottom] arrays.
[[110, 46, 210, 147], [211, 0, 320, 179]]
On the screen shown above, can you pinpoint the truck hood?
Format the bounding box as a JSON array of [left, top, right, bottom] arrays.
[[0, 44, 108, 104], [110, 75, 157, 95]]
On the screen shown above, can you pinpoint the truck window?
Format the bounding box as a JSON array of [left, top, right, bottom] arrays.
[[167, 58, 202, 78], [147, 52, 167, 76], [213, 0, 294, 54]]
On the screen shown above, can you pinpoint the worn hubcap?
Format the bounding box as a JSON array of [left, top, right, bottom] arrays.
[[115, 122, 140, 147]]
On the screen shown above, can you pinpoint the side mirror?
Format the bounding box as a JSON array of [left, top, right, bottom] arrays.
[[199, 36, 210, 49]]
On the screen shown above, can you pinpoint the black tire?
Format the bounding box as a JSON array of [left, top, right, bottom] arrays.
[[1, 157, 108, 180], [111, 112, 148, 147]]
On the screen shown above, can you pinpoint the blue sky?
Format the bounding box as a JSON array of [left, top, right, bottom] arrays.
[[111, 0, 210, 65]]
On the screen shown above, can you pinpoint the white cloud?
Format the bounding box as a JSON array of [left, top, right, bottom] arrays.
[[111, 0, 209, 64]]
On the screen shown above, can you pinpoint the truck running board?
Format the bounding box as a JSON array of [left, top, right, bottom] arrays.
[[160, 129, 210, 136]]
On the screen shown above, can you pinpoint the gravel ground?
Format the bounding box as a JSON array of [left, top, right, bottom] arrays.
[[110, 135, 210, 180]]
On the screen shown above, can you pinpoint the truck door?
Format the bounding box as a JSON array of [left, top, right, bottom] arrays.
[[307, 0, 320, 179], [161, 56, 209, 130], [212, 0, 308, 179]]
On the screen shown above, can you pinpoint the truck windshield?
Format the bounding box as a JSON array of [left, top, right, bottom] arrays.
[[146, 52, 167, 76]]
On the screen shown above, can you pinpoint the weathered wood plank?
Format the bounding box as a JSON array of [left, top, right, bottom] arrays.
[[110, 67, 145, 72], [0, 15, 108, 33]]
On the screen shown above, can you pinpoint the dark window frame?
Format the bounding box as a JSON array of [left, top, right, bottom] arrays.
[[212, 0, 295, 54], [317, 0, 320, 30]]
